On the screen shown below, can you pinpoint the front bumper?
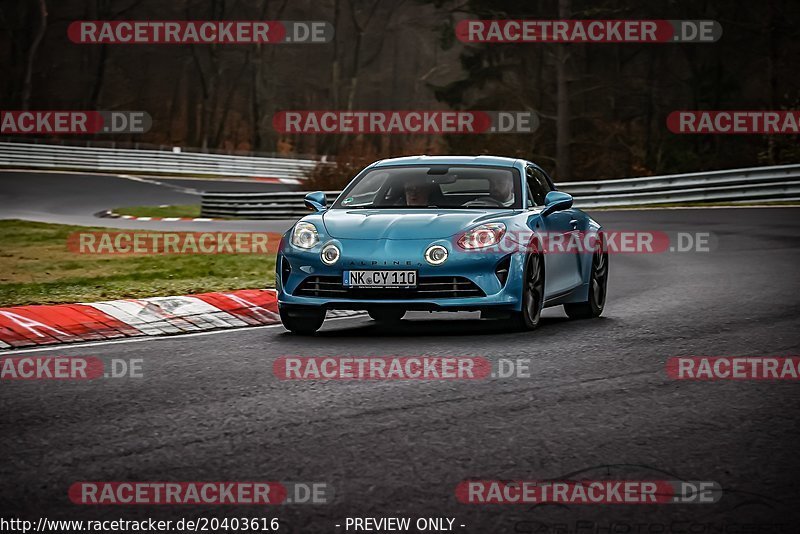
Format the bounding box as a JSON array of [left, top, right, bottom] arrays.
[[276, 237, 525, 312]]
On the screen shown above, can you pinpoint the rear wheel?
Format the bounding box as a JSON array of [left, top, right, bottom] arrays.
[[511, 253, 545, 331], [368, 308, 406, 323], [564, 235, 608, 319], [279, 306, 326, 335]]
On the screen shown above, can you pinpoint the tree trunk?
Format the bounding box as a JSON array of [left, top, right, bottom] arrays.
[[766, 0, 779, 164], [331, 0, 341, 108], [555, 0, 571, 181], [89, 44, 108, 108], [21, 0, 47, 110]]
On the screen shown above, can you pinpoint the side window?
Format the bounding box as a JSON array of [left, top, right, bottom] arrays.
[[526, 166, 551, 206]]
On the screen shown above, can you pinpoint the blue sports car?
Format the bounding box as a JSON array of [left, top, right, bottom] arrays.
[[276, 156, 608, 335]]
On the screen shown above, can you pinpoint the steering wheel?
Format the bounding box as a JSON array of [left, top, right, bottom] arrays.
[[463, 197, 505, 207]]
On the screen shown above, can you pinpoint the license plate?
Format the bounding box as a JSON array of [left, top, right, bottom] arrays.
[[343, 270, 417, 288]]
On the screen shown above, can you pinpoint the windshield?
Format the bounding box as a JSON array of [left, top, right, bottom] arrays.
[[332, 165, 522, 209]]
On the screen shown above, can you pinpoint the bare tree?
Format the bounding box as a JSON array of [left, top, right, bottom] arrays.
[[554, 0, 571, 181], [21, 0, 47, 110]]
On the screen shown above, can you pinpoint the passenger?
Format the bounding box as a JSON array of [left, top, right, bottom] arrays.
[[488, 175, 515, 207]]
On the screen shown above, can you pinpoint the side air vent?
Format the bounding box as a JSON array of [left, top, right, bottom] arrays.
[[281, 256, 292, 283], [495, 255, 512, 286]]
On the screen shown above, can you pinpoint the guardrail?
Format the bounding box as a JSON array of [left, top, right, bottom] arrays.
[[202, 190, 344, 219], [199, 164, 800, 219], [0, 141, 318, 182]]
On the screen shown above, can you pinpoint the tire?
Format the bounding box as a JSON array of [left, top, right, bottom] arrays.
[[564, 235, 609, 319], [279, 306, 326, 335], [368, 308, 405, 322], [511, 253, 545, 331]]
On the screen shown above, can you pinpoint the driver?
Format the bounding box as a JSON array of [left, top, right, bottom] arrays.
[[403, 178, 434, 206], [488, 175, 514, 207]]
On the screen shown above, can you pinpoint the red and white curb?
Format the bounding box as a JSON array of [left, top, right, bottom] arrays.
[[117, 173, 302, 186], [0, 289, 359, 349], [96, 210, 217, 222], [252, 177, 302, 185]]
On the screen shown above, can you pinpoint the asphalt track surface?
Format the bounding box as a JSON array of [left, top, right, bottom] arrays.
[[1, 171, 800, 531], [0, 170, 295, 231]]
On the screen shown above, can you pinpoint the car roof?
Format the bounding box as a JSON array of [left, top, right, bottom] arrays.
[[372, 155, 521, 168]]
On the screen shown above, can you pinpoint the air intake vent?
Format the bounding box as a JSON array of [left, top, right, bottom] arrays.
[[281, 256, 292, 283], [294, 276, 485, 299], [495, 255, 511, 286]]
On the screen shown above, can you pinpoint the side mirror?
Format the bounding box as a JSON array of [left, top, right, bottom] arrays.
[[542, 191, 573, 216], [304, 191, 327, 212]]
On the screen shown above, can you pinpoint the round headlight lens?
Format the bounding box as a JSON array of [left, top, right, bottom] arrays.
[[291, 222, 319, 249], [321, 243, 340, 265], [425, 245, 449, 265]]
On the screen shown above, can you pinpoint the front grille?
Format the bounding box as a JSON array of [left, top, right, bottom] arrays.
[[294, 275, 485, 299], [294, 276, 349, 297], [415, 277, 485, 298]]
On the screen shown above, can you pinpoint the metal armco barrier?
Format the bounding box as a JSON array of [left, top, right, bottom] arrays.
[[0, 141, 318, 181], [202, 190, 343, 219], [200, 164, 800, 219]]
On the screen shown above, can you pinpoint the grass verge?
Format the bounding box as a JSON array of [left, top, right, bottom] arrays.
[[0, 219, 275, 307], [113, 204, 202, 218]]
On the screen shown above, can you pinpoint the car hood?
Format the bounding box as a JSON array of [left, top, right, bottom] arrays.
[[321, 209, 514, 240]]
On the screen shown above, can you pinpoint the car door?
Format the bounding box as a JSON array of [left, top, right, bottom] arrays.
[[525, 166, 583, 296]]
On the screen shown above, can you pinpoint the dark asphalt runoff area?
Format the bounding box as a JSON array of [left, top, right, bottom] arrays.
[[1, 171, 799, 531], [0, 170, 296, 232]]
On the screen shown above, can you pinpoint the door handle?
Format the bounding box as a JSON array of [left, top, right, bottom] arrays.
[[569, 219, 578, 230]]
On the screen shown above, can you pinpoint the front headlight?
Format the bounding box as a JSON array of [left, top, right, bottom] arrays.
[[291, 222, 319, 249], [457, 223, 506, 249]]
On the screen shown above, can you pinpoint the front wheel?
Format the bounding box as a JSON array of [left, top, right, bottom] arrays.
[[564, 235, 609, 319], [279, 306, 326, 335], [511, 253, 545, 331]]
